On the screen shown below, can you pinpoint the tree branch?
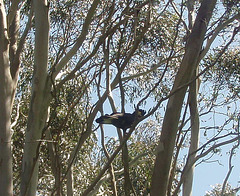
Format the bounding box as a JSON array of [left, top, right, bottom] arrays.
[[52, 0, 101, 79]]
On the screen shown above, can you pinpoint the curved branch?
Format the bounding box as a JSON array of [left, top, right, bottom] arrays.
[[52, 0, 101, 79], [173, 135, 240, 196], [221, 144, 238, 195], [200, 13, 240, 59]]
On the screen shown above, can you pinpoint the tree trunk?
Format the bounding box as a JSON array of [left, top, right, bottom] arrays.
[[20, 0, 50, 195], [182, 69, 200, 196], [0, 2, 13, 195], [150, 1, 217, 195], [122, 141, 131, 196]]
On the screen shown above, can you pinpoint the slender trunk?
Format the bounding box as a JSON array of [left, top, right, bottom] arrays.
[[20, 0, 50, 195], [67, 167, 74, 196], [150, 1, 217, 195], [0, 1, 13, 195], [182, 69, 200, 196], [122, 141, 131, 196], [45, 130, 62, 196]]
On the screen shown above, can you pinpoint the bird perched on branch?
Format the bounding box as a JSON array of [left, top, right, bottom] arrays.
[[96, 109, 146, 130]]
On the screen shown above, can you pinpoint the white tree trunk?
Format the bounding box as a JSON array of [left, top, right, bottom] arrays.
[[0, 1, 13, 195], [20, 0, 50, 195]]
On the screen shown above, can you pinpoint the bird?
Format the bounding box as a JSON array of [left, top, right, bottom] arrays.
[[95, 109, 146, 130]]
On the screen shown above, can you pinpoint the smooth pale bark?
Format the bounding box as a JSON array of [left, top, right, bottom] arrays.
[[20, 0, 50, 195], [0, 1, 13, 195], [182, 69, 200, 196], [150, 1, 217, 195]]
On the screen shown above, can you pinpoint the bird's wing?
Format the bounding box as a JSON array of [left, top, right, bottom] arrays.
[[106, 113, 124, 119]]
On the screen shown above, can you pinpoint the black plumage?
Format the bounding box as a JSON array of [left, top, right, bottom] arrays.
[[96, 109, 146, 130]]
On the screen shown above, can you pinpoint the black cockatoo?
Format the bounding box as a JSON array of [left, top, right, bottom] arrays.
[[96, 109, 146, 130]]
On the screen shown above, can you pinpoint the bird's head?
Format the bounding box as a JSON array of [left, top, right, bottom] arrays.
[[136, 109, 146, 118]]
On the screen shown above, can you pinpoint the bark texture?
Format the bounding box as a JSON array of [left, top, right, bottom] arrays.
[[150, 1, 217, 195]]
